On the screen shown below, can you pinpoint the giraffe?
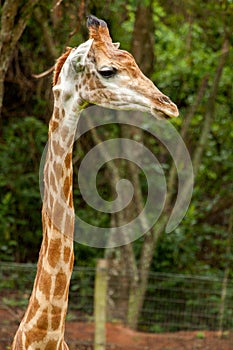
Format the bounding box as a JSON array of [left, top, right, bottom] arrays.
[[12, 15, 178, 350]]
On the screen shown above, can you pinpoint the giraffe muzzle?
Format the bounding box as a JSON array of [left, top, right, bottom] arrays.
[[151, 105, 179, 120]]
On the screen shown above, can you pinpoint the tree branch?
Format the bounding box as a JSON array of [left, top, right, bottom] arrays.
[[192, 37, 229, 176]]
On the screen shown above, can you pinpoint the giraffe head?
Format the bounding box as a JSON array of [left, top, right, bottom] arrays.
[[53, 15, 178, 120]]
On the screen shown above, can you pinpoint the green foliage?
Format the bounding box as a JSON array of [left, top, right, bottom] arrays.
[[196, 332, 205, 339], [145, 0, 233, 278], [0, 117, 47, 261]]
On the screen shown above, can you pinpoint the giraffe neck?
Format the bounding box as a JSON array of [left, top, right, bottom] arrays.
[[12, 85, 82, 349]]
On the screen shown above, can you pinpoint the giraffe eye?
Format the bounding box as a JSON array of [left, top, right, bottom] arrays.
[[98, 67, 117, 78]]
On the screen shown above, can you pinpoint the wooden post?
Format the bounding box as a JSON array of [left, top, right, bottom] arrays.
[[94, 259, 108, 350]]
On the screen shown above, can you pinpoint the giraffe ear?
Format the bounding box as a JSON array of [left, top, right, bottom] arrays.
[[70, 39, 94, 73]]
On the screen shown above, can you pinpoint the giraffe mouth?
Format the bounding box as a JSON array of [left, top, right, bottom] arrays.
[[151, 109, 171, 120], [151, 107, 179, 120]]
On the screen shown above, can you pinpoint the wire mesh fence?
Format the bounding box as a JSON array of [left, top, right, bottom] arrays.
[[140, 272, 233, 332], [0, 262, 233, 348]]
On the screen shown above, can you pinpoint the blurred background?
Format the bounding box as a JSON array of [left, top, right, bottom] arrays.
[[0, 0, 233, 347]]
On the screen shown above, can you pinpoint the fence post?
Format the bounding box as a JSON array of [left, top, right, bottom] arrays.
[[94, 259, 108, 350]]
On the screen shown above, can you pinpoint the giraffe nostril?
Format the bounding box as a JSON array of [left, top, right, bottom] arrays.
[[158, 96, 172, 104]]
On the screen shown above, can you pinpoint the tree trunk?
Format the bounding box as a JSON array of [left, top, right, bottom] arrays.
[[0, 0, 39, 125], [127, 217, 166, 329], [107, 1, 156, 327], [192, 37, 229, 176], [34, 7, 59, 59]]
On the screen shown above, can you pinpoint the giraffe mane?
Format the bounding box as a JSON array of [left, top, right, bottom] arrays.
[[53, 47, 73, 86]]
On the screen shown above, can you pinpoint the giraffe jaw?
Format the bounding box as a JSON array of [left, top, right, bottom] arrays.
[[151, 107, 179, 120], [80, 99, 178, 121], [151, 109, 169, 120], [151, 98, 179, 120], [83, 101, 177, 120]]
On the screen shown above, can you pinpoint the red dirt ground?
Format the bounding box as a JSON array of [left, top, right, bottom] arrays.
[[1, 308, 233, 350]]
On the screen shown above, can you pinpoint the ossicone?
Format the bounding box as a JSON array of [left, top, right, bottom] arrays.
[[87, 15, 107, 28], [86, 14, 112, 44]]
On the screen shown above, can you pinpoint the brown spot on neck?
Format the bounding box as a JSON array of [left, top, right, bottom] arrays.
[[53, 89, 61, 100], [49, 171, 57, 193], [47, 238, 62, 268], [64, 153, 72, 169], [25, 296, 40, 323], [63, 246, 71, 264], [38, 268, 52, 299], [44, 339, 58, 350], [53, 107, 60, 120], [36, 307, 49, 330], [50, 120, 59, 133], [51, 305, 62, 330], [63, 175, 72, 203], [25, 328, 46, 347], [52, 139, 65, 158], [54, 270, 67, 298]]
